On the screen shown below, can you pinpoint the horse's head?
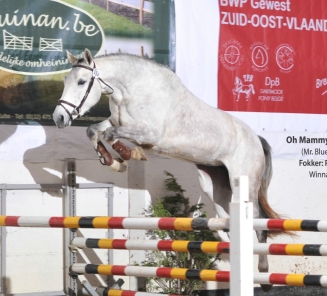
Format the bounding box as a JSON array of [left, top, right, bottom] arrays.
[[53, 49, 104, 128], [234, 77, 242, 86]]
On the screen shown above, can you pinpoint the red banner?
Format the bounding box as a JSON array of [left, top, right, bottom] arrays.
[[218, 0, 327, 114]]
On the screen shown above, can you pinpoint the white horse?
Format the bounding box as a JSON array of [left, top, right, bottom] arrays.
[[53, 49, 281, 291]]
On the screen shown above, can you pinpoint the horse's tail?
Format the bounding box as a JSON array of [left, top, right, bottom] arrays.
[[258, 136, 285, 237]]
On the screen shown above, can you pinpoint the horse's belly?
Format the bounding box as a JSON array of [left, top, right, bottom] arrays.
[[148, 143, 226, 166]]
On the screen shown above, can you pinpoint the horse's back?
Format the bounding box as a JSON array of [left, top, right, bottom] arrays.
[[102, 55, 264, 172], [158, 93, 263, 170]]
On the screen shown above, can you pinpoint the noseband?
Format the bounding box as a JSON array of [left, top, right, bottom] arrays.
[[58, 62, 114, 122]]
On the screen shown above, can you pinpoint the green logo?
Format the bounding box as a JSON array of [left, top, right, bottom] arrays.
[[0, 0, 104, 74]]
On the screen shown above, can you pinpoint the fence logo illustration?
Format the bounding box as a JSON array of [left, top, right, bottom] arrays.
[[0, 0, 104, 75], [39, 38, 63, 52], [275, 44, 295, 73], [3, 30, 34, 51], [220, 39, 244, 71], [232, 77, 255, 102]]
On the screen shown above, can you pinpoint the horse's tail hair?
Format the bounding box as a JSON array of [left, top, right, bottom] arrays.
[[258, 136, 290, 238]]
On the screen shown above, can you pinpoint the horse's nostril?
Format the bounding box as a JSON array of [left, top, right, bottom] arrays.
[[60, 115, 64, 123]]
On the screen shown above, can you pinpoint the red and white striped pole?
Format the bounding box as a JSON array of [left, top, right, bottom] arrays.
[[72, 237, 327, 256], [70, 263, 327, 287]]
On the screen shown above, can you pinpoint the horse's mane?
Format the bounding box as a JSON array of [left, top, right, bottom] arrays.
[[76, 52, 180, 89], [95, 52, 150, 61], [93, 52, 174, 72]]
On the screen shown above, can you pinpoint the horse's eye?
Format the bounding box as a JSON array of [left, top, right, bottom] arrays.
[[78, 79, 86, 86]]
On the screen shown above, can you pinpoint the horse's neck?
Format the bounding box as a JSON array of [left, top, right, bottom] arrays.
[[94, 55, 197, 104]]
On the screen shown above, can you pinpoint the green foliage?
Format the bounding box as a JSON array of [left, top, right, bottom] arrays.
[[62, 0, 153, 38], [142, 172, 220, 295]]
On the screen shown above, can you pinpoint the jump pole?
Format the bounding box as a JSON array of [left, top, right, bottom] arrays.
[[229, 176, 253, 296], [103, 290, 179, 296], [82, 286, 180, 296], [71, 263, 327, 287], [72, 237, 327, 256], [1, 216, 327, 232]]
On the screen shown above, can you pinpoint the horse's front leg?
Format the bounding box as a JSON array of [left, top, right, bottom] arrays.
[[103, 123, 157, 160], [86, 119, 127, 172], [87, 119, 112, 149], [111, 140, 148, 162]]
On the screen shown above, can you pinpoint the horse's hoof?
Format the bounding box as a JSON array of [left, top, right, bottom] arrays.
[[110, 158, 127, 173], [260, 284, 272, 292], [132, 146, 148, 161]]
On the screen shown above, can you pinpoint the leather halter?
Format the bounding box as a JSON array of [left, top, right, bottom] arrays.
[[57, 62, 114, 122]]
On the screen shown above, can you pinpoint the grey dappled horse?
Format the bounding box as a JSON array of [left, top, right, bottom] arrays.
[[53, 49, 281, 291]]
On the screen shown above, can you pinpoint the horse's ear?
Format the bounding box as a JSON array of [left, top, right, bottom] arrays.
[[84, 49, 93, 65], [66, 51, 77, 65]]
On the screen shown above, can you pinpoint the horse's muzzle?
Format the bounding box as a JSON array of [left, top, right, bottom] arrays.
[[53, 106, 71, 128]]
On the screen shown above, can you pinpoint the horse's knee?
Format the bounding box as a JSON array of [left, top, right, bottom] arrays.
[[87, 120, 112, 142], [86, 124, 99, 140], [104, 126, 119, 142], [87, 125, 103, 149]]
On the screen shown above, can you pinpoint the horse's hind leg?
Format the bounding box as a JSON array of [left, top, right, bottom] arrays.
[[256, 230, 272, 292], [197, 165, 231, 242], [255, 191, 274, 292], [233, 173, 272, 292], [197, 165, 232, 290]]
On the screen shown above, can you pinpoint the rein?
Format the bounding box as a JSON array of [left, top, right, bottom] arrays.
[[58, 61, 114, 122]]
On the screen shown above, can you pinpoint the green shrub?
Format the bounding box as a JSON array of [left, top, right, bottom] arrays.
[[141, 172, 220, 295]]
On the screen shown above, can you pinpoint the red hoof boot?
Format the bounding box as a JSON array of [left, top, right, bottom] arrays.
[[112, 141, 132, 160], [95, 141, 113, 166]]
